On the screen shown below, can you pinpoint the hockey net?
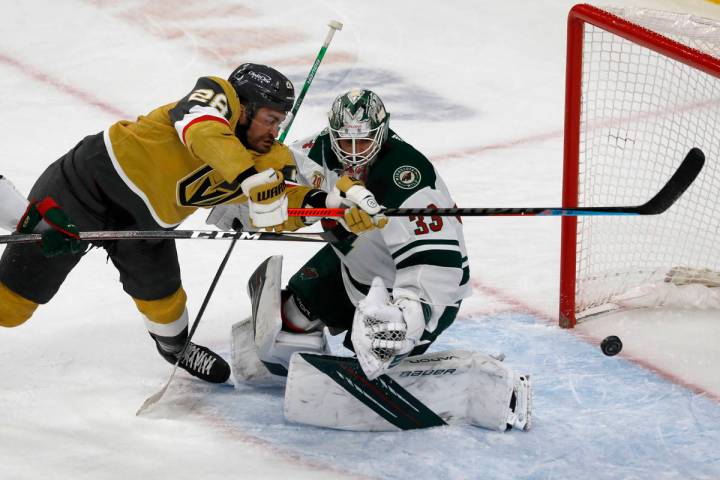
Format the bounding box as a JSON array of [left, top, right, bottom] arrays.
[[560, 4, 720, 327]]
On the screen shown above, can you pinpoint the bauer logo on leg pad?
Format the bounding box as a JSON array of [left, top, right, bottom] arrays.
[[399, 368, 457, 377]]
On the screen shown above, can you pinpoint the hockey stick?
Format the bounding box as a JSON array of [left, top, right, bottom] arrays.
[[136, 235, 239, 416], [0, 229, 332, 245], [278, 20, 343, 142], [288, 147, 705, 218]]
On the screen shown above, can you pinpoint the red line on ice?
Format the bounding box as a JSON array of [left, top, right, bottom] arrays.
[[431, 129, 564, 162], [196, 410, 378, 480], [470, 278, 557, 324], [0, 53, 130, 119]]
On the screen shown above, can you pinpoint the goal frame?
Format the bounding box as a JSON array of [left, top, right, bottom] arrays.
[[559, 3, 720, 327]]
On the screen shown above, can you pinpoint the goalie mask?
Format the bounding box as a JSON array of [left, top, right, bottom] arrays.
[[328, 89, 390, 180], [229, 63, 295, 118]]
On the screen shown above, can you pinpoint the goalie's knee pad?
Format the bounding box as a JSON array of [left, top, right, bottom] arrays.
[[281, 290, 324, 333], [0, 282, 38, 328], [231, 316, 330, 384], [133, 287, 188, 338], [264, 329, 330, 372]]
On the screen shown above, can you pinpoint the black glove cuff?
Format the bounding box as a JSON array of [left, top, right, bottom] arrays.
[[303, 189, 328, 208], [234, 166, 259, 187]]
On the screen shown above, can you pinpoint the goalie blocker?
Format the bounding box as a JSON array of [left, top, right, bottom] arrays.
[[232, 255, 532, 431]]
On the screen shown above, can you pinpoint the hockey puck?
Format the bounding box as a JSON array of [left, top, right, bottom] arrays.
[[601, 335, 623, 356]]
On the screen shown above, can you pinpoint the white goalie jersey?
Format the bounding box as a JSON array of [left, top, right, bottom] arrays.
[[209, 129, 471, 328]]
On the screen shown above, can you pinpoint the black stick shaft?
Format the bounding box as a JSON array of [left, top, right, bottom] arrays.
[[293, 147, 704, 218], [0, 229, 332, 245]]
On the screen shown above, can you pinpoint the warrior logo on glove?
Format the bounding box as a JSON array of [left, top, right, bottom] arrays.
[[255, 181, 286, 202]]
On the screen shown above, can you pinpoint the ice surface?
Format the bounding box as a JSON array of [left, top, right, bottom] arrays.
[[1, 1, 719, 479]]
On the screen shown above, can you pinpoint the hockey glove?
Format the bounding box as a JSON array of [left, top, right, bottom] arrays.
[[240, 168, 288, 231], [17, 197, 82, 257], [351, 277, 427, 379], [391, 288, 428, 358], [326, 176, 388, 234]]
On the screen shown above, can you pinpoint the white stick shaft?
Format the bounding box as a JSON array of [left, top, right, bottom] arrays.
[[323, 20, 343, 46]]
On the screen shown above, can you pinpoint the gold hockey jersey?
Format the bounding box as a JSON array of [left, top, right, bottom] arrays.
[[104, 75, 306, 227]]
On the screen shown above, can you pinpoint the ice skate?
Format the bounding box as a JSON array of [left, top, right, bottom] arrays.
[[157, 342, 231, 384]]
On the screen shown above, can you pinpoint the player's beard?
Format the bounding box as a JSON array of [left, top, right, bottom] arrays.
[[251, 133, 274, 153]]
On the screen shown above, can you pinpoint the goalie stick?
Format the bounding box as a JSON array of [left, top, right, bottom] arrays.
[[0, 229, 332, 245], [288, 147, 705, 218]]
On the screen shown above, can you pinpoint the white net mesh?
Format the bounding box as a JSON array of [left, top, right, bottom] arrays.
[[574, 7, 720, 319]]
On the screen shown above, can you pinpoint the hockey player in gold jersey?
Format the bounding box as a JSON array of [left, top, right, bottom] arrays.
[[0, 63, 385, 384], [106, 65, 303, 229]]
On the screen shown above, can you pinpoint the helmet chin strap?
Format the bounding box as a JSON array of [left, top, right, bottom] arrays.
[[235, 101, 257, 148], [234, 121, 250, 148]]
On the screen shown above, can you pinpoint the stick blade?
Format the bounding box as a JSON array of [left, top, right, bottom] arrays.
[[135, 387, 167, 416], [135, 366, 177, 416], [639, 147, 705, 214]]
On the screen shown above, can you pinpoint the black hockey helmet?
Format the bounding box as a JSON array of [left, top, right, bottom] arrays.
[[228, 63, 295, 118]]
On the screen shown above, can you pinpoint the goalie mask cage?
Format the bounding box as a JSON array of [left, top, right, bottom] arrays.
[[560, 4, 720, 328]]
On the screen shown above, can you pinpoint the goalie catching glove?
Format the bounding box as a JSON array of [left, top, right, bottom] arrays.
[[240, 168, 288, 231], [326, 176, 388, 234], [18, 197, 83, 257], [351, 277, 427, 380]]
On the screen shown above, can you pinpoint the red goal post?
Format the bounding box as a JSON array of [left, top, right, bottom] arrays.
[[560, 4, 720, 327]]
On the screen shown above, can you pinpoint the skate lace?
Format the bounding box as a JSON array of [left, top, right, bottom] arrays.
[[181, 345, 217, 376]]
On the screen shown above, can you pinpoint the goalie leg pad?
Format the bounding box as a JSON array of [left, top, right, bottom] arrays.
[[230, 317, 278, 385], [284, 349, 523, 432], [507, 375, 532, 431], [239, 255, 330, 381], [247, 255, 285, 372]]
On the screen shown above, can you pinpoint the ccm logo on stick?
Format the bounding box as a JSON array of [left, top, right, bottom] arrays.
[[191, 231, 261, 240]]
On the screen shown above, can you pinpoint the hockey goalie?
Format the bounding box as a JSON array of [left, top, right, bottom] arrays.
[[210, 89, 532, 432]]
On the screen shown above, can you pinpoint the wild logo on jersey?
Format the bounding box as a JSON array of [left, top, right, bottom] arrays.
[[393, 165, 422, 189], [177, 165, 244, 207]]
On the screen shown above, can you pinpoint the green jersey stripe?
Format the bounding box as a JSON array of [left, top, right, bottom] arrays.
[[460, 266, 470, 286], [342, 264, 371, 296], [391, 239, 460, 260], [396, 249, 463, 270]]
